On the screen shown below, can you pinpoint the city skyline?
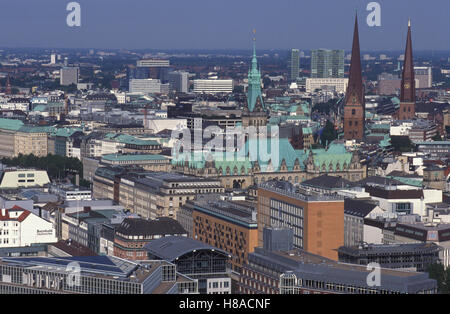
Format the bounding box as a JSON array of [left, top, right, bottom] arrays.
[[0, 0, 449, 50]]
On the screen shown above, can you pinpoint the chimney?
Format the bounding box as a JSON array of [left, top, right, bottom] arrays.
[[1, 208, 5, 216]]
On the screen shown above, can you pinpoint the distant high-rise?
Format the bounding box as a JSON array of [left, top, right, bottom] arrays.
[[168, 71, 189, 93], [60, 67, 79, 86], [398, 19, 416, 120], [288, 49, 300, 82], [343, 14, 365, 141], [414, 66, 432, 89], [311, 49, 344, 78]]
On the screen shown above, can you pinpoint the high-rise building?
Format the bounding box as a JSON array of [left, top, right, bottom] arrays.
[[168, 71, 189, 93], [311, 49, 344, 78], [398, 20, 416, 120], [343, 15, 365, 141], [414, 66, 432, 89], [378, 73, 401, 95], [60, 67, 79, 86], [257, 180, 344, 261], [288, 49, 300, 82]]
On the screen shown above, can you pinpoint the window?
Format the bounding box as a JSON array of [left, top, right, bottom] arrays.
[[352, 109, 356, 115]]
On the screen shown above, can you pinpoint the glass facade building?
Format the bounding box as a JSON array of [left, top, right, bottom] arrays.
[[311, 49, 344, 78]]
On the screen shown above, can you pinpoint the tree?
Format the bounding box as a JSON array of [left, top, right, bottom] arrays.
[[312, 99, 337, 115], [320, 120, 338, 147], [233, 85, 244, 93], [432, 132, 442, 141], [427, 263, 450, 294], [390, 135, 416, 153]]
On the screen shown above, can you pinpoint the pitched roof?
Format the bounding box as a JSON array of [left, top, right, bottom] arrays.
[[301, 174, 352, 190], [115, 217, 186, 237], [344, 198, 378, 217]]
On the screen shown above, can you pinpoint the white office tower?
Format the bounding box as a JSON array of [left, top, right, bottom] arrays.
[[193, 79, 233, 94]]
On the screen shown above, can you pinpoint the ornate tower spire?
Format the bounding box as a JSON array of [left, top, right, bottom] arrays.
[[242, 29, 267, 129], [343, 14, 365, 141], [246, 29, 264, 113], [5, 75, 12, 95], [398, 19, 416, 120], [346, 14, 364, 107]]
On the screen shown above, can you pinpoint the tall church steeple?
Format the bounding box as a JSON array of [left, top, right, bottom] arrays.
[[242, 30, 267, 129], [246, 29, 264, 113], [398, 19, 416, 120], [343, 14, 365, 141]]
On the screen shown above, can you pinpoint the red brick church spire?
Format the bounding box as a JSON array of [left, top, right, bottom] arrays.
[[343, 14, 365, 141], [398, 19, 416, 120]]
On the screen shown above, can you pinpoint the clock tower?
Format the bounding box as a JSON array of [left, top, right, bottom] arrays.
[[343, 14, 365, 141]]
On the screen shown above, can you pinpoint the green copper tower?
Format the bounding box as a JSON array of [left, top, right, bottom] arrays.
[[246, 30, 264, 113]]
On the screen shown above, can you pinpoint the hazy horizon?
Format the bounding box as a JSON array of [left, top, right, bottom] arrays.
[[0, 0, 449, 51]]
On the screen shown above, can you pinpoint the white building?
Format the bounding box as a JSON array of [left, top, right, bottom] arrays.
[[49, 185, 92, 201], [366, 184, 442, 217], [146, 118, 188, 134], [414, 66, 432, 89], [305, 78, 348, 93], [129, 79, 168, 94], [0, 207, 57, 248], [193, 79, 233, 94], [1, 98, 30, 112], [0, 170, 50, 189], [390, 122, 413, 136], [136, 59, 170, 67]]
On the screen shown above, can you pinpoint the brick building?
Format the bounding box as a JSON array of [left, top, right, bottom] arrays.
[[258, 180, 344, 260]]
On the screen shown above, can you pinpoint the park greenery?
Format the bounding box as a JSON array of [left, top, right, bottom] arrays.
[[1, 153, 89, 187]]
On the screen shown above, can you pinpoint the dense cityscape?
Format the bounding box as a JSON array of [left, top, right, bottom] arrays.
[[0, 5, 450, 299]]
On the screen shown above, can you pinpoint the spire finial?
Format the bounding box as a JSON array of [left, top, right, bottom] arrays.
[[252, 29, 256, 57], [408, 18, 411, 27]]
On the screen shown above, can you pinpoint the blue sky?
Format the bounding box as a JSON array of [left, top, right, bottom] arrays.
[[0, 0, 448, 50]]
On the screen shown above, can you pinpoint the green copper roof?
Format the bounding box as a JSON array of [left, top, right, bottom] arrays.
[[102, 154, 168, 162], [247, 40, 264, 113], [18, 126, 55, 134], [53, 127, 82, 138], [0, 118, 24, 131], [310, 143, 353, 171], [245, 137, 307, 172], [33, 105, 47, 112], [104, 133, 159, 146], [386, 176, 422, 187]]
